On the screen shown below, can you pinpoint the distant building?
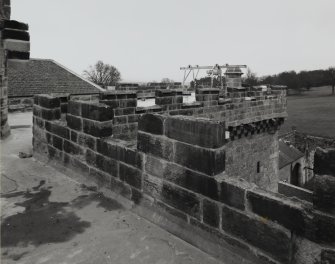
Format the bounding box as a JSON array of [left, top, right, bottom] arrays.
[[8, 58, 103, 111], [279, 140, 305, 186]]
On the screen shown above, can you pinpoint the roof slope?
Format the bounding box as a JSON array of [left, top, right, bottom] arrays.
[[8, 59, 103, 97], [279, 141, 304, 169]]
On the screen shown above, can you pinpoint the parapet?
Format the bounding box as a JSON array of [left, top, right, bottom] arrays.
[[32, 95, 335, 262]]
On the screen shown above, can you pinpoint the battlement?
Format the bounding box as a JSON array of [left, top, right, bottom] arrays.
[[34, 85, 286, 141], [32, 93, 335, 263]]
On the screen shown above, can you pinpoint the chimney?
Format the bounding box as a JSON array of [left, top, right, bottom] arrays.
[[225, 67, 243, 89]]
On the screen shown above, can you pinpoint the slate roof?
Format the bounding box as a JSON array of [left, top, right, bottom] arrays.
[[8, 59, 103, 97], [279, 140, 304, 169]]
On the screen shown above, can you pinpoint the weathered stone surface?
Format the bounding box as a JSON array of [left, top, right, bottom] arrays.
[[221, 205, 291, 263], [66, 114, 82, 131], [137, 132, 174, 161], [310, 210, 335, 244], [165, 116, 226, 148], [41, 108, 61, 120], [138, 114, 165, 135], [81, 102, 113, 121], [52, 135, 63, 151], [78, 133, 96, 150], [4, 20, 29, 30], [68, 101, 81, 116], [119, 162, 142, 189], [83, 119, 113, 137], [164, 161, 219, 200], [174, 141, 225, 176], [313, 174, 335, 214], [247, 189, 307, 235], [45, 121, 70, 140], [63, 140, 83, 156], [314, 148, 335, 176], [96, 154, 118, 177], [131, 187, 143, 204], [203, 199, 220, 228], [89, 167, 111, 186], [321, 249, 335, 264], [38, 95, 60, 109], [220, 180, 246, 210], [160, 182, 200, 219], [2, 29, 30, 41]]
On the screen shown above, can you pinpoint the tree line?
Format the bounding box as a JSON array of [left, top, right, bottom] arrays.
[[83, 61, 334, 95], [245, 67, 335, 94]]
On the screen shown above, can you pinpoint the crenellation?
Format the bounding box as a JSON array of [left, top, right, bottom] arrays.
[[31, 80, 334, 263]]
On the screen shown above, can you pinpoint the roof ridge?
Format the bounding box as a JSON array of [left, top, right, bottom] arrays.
[[47, 60, 105, 92]]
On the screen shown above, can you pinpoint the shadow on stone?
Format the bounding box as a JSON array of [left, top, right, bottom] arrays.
[[1, 189, 91, 247], [72, 192, 123, 211]]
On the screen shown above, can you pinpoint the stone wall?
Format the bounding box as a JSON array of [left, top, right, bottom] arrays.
[[0, 0, 30, 137], [32, 90, 335, 263], [225, 132, 279, 192]]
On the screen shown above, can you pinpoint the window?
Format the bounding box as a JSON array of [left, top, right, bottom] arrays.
[[257, 161, 261, 173]]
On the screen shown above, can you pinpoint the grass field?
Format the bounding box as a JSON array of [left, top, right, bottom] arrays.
[[279, 86, 335, 138]]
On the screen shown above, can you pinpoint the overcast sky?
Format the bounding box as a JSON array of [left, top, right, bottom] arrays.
[[11, 0, 335, 82]]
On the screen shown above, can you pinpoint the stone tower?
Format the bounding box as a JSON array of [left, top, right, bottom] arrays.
[[0, 0, 30, 138]]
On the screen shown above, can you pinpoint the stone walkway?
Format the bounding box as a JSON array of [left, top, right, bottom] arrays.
[[0, 112, 224, 264]]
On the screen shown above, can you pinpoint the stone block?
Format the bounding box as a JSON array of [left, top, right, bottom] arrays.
[[41, 108, 61, 120], [52, 135, 63, 150], [313, 174, 335, 214], [137, 131, 174, 161], [114, 107, 135, 116], [63, 140, 84, 156], [203, 199, 220, 228], [309, 210, 335, 244], [45, 121, 70, 140], [83, 119, 113, 137], [48, 145, 63, 161], [66, 114, 82, 131], [174, 141, 225, 176], [221, 205, 291, 263], [160, 182, 200, 219], [68, 101, 81, 116], [220, 180, 246, 210], [165, 116, 226, 148], [138, 114, 165, 135], [247, 190, 308, 235], [110, 176, 131, 200], [160, 160, 219, 200], [119, 162, 142, 189], [131, 187, 143, 205], [4, 20, 28, 30], [100, 91, 137, 100], [321, 249, 335, 264], [314, 148, 335, 176], [63, 154, 89, 176], [85, 149, 97, 167], [77, 133, 97, 150], [70, 130, 78, 142], [113, 115, 127, 125], [38, 95, 60, 109], [2, 29, 30, 41], [89, 167, 111, 187], [81, 102, 113, 121], [156, 200, 188, 221], [4, 39, 30, 52]]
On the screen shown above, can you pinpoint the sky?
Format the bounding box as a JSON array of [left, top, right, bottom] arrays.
[[11, 0, 335, 82]]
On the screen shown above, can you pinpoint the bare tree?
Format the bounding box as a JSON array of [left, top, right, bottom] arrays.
[[327, 67, 335, 95], [244, 68, 258, 86], [84, 61, 121, 87], [161, 78, 174, 83]]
